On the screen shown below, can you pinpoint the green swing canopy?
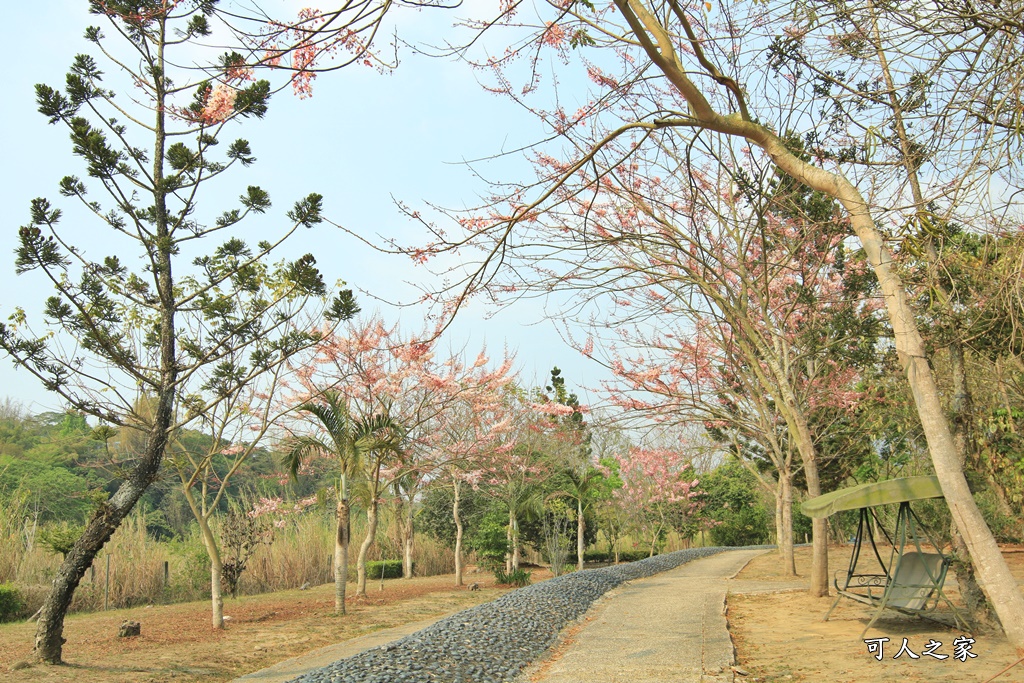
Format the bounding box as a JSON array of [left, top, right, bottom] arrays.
[[800, 475, 944, 519]]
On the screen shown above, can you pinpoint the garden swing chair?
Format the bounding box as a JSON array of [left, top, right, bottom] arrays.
[[800, 475, 970, 636]]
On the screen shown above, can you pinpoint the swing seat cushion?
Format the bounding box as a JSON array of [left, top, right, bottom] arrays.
[[887, 551, 945, 610]]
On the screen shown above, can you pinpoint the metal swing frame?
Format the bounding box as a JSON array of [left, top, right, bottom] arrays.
[[802, 475, 970, 636]]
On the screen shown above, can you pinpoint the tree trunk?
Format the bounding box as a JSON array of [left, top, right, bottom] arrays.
[[800, 454, 828, 597], [506, 509, 514, 573], [778, 470, 796, 577], [209, 554, 224, 628], [356, 500, 378, 597], [509, 512, 521, 571], [453, 479, 464, 587], [947, 340, 997, 626], [762, 354, 828, 595], [34, 399, 173, 663], [334, 489, 350, 615], [402, 498, 414, 579], [576, 497, 585, 572], [196, 514, 224, 628], [834, 183, 1024, 651]]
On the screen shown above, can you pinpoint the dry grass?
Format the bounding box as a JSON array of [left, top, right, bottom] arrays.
[[4, 506, 470, 619], [0, 490, 29, 584]]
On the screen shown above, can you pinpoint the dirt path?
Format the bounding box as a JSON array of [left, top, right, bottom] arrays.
[[0, 573, 523, 682], [728, 545, 1024, 683]]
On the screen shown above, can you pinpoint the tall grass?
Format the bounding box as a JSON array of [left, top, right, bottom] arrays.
[[0, 487, 30, 583], [244, 510, 339, 592], [9, 508, 178, 616], [6, 503, 465, 618]]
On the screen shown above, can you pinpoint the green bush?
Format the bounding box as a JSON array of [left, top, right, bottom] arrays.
[[494, 568, 531, 587], [709, 506, 771, 547], [366, 560, 409, 579], [471, 511, 509, 570], [0, 582, 25, 622], [583, 550, 649, 563]]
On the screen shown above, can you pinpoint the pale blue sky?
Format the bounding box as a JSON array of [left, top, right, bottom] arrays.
[[0, 1, 607, 413]]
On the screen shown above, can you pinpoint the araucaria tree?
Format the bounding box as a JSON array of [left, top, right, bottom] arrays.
[[0, 0, 377, 663]]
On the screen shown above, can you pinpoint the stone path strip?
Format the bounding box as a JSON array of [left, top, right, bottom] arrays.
[[233, 548, 806, 683], [522, 548, 805, 683]]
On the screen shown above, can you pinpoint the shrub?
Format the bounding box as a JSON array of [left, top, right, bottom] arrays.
[[471, 511, 509, 570], [494, 568, 531, 587], [583, 550, 649, 563], [366, 560, 408, 579], [0, 582, 25, 622], [220, 511, 274, 598], [708, 506, 771, 547]]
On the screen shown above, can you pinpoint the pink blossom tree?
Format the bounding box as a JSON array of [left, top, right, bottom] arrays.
[[612, 446, 701, 557], [292, 316, 517, 591], [431, 381, 518, 585], [591, 161, 874, 585]]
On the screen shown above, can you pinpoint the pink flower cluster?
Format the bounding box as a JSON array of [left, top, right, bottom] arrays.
[[248, 495, 318, 526], [201, 84, 237, 124]]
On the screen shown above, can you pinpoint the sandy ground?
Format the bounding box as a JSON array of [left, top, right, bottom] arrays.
[[0, 570, 533, 682], [728, 545, 1024, 683]]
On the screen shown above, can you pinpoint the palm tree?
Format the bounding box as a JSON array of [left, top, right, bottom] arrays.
[[560, 464, 611, 571], [351, 411, 405, 597], [282, 391, 402, 614]]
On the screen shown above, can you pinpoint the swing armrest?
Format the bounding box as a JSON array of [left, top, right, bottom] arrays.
[[835, 570, 888, 592]]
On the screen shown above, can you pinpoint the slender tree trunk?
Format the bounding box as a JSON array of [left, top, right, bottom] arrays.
[[509, 511, 521, 571], [334, 488, 350, 615], [356, 500, 378, 597], [947, 340, 996, 625], [576, 497, 585, 571], [804, 463, 829, 597], [506, 509, 514, 573], [181, 482, 225, 627], [402, 499, 415, 579], [453, 479, 464, 587], [778, 470, 796, 577], [774, 484, 782, 547], [195, 514, 225, 628], [763, 355, 828, 595], [209, 553, 224, 627]]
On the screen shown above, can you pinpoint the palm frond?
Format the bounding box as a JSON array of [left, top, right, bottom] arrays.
[[280, 435, 332, 480]]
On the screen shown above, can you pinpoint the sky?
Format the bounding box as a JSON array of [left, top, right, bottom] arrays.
[[0, 1, 610, 415]]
